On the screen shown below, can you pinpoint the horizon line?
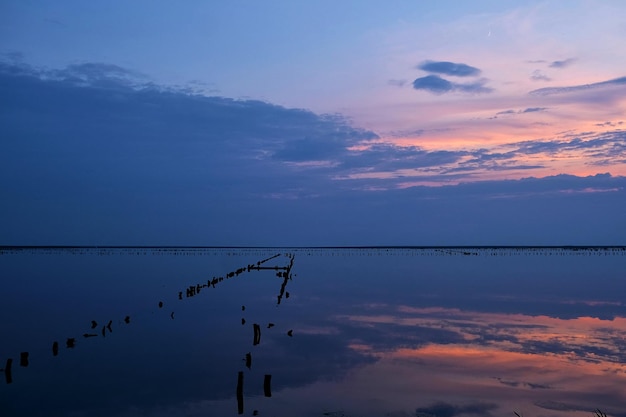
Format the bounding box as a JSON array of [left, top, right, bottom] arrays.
[[2, 245, 625, 250]]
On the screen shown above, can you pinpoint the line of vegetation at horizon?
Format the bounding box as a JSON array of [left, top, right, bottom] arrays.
[[2, 245, 626, 250]]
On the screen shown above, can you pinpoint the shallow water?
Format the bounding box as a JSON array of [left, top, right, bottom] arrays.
[[1, 247, 625, 417]]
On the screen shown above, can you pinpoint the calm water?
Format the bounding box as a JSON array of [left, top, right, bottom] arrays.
[[0, 247, 625, 417]]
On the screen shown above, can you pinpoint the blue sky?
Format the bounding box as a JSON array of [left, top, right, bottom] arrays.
[[1, 1, 625, 245]]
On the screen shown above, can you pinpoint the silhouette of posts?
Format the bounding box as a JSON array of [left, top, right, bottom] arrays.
[[19, 352, 29, 367], [253, 324, 261, 346], [236, 371, 244, 414], [4, 358, 13, 384], [263, 374, 272, 397], [0, 250, 297, 413]]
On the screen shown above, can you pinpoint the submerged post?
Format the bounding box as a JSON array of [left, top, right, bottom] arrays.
[[253, 324, 261, 345], [19, 352, 29, 367], [236, 371, 244, 414], [4, 358, 13, 384], [263, 374, 272, 397]]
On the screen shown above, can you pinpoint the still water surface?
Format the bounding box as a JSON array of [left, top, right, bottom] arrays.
[[1, 247, 625, 417]]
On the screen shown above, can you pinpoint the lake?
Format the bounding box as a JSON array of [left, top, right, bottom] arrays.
[[1, 247, 625, 417]]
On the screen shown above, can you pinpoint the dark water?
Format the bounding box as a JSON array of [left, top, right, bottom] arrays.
[[1, 247, 625, 417]]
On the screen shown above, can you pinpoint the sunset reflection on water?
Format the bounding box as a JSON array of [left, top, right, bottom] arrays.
[[326, 306, 626, 416]]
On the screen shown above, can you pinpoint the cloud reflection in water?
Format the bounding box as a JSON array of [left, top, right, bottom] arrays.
[[1, 248, 625, 416]]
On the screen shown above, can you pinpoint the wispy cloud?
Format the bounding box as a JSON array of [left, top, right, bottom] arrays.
[[549, 57, 577, 68], [530, 69, 551, 81], [387, 79, 407, 87], [529, 75, 626, 95], [490, 107, 548, 119]]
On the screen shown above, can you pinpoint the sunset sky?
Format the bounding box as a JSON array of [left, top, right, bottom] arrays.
[[1, 1, 625, 245]]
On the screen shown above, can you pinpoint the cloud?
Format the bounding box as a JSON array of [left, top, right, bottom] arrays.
[[495, 109, 516, 116], [514, 133, 626, 158], [417, 60, 481, 77], [412, 74, 454, 93], [0, 60, 377, 202], [549, 57, 577, 68], [447, 80, 493, 94], [529, 75, 626, 95], [340, 144, 467, 171], [333, 130, 626, 192], [341, 131, 625, 185], [415, 402, 498, 417], [387, 79, 407, 87], [47, 62, 150, 90], [1, 50, 25, 62], [342, 304, 626, 364], [521, 107, 547, 113], [495, 378, 552, 389], [594, 121, 623, 127], [2, 60, 626, 246], [412, 75, 492, 94], [411, 60, 488, 94], [530, 69, 551, 81], [272, 137, 348, 162], [491, 107, 547, 118]]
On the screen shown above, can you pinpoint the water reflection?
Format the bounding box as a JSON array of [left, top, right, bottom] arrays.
[[326, 305, 626, 415], [1, 249, 298, 416], [0, 247, 625, 416], [3, 359, 11, 385]]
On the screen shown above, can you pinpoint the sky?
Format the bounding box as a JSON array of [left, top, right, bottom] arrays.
[[1, 0, 625, 245]]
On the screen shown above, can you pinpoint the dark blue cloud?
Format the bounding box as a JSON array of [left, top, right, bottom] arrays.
[[0, 60, 377, 209], [412, 75, 492, 94], [522, 107, 547, 113], [62, 62, 146, 81], [1, 50, 25, 62], [418, 60, 481, 77], [341, 144, 467, 171], [412, 74, 454, 93], [549, 57, 577, 68], [272, 136, 347, 162]]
